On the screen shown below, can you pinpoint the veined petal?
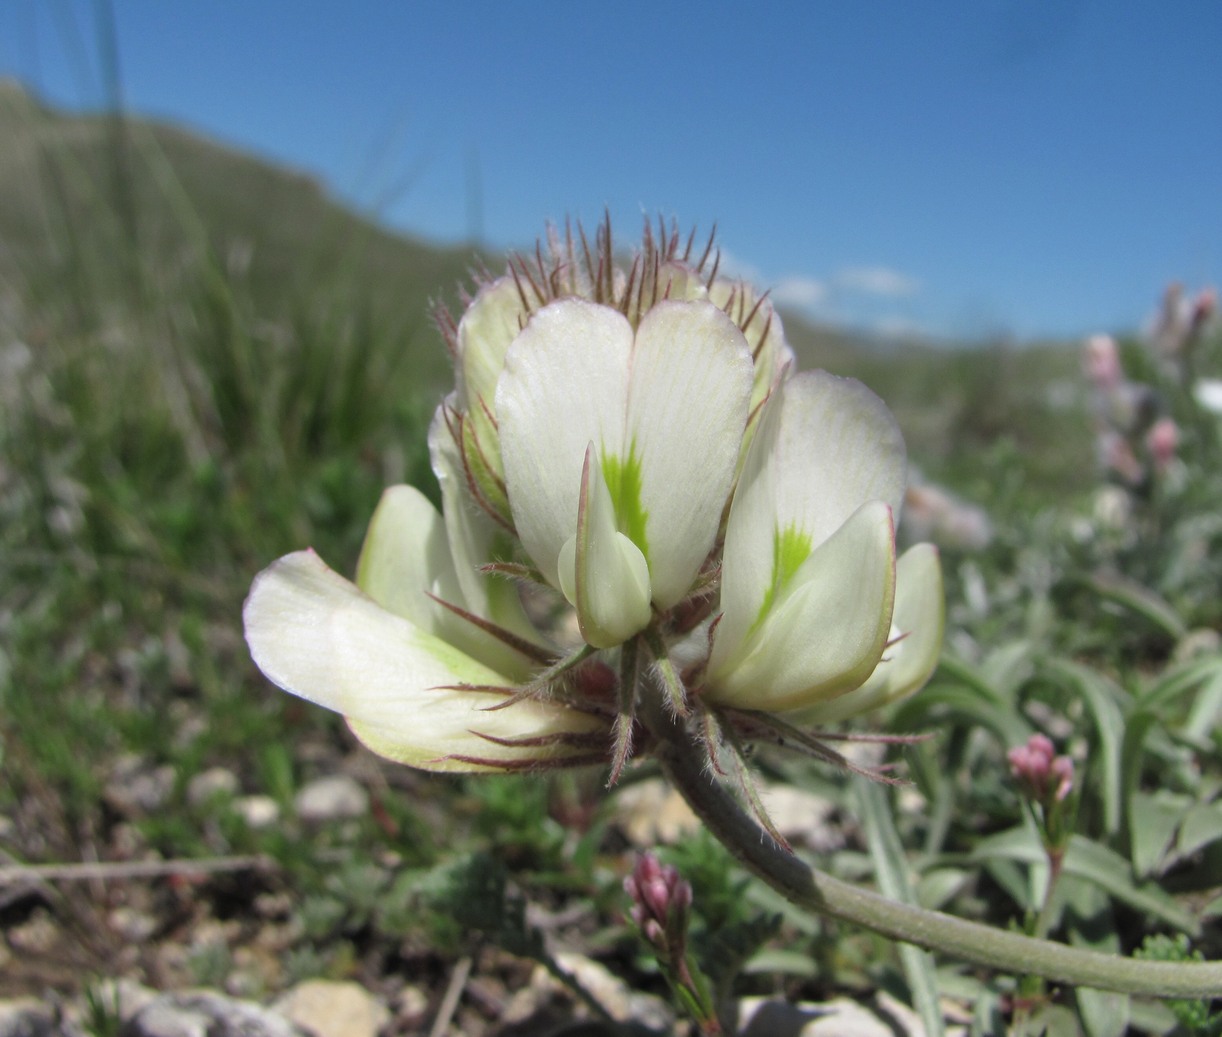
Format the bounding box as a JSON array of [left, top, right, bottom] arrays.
[[628, 260, 708, 317], [244, 551, 604, 772], [787, 542, 944, 724], [706, 501, 896, 712], [557, 445, 652, 648], [709, 278, 795, 413], [428, 405, 542, 658], [356, 484, 460, 629], [656, 261, 709, 303], [716, 371, 906, 663], [356, 483, 539, 680], [497, 299, 633, 588], [455, 278, 531, 497], [456, 276, 529, 426], [626, 301, 753, 606]]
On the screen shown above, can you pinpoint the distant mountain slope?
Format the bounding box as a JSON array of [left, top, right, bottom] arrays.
[[0, 79, 1089, 500], [0, 77, 479, 394]]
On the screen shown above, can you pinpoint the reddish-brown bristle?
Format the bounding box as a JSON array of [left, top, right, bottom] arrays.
[[695, 224, 717, 273]]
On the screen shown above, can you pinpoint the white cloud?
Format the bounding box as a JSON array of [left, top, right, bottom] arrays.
[[869, 315, 929, 340], [701, 248, 924, 336], [709, 246, 762, 285], [771, 275, 829, 309], [833, 265, 920, 298]]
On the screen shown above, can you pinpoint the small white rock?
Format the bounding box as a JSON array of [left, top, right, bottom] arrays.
[[273, 981, 389, 1037], [759, 783, 840, 852], [82, 978, 159, 1023], [106, 755, 176, 815], [293, 776, 368, 823], [233, 795, 281, 830], [738, 995, 927, 1037], [533, 953, 674, 1031], [611, 779, 700, 845], [187, 767, 240, 807], [123, 992, 307, 1037], [109, 906, 159, 943]]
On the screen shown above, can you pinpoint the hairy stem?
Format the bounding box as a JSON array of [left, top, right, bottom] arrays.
[[642, 697, 1222, 999]]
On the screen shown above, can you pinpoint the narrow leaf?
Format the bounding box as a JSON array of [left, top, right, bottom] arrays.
[[856, 779, 945, 1037]]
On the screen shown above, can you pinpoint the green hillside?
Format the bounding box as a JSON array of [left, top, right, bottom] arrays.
[[0, 77, 477, 397], [0, 78, 1091, 497]]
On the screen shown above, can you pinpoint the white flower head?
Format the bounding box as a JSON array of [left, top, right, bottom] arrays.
[[244, 217, 944, 786]]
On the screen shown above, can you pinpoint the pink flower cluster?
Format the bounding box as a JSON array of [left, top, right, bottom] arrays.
[[1007, 733, 1074, 806], [1149, 282, 1216, 373], [623, 852, 692, 948], [1083, 334, 1179, 490]]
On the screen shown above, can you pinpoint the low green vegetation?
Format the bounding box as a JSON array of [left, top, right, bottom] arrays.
[[2, 83, 1220, 1035]]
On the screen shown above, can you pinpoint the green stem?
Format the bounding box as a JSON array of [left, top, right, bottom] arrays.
[[642, 698, 1222, 999], [1012, 840, 1068, 1035], [1031, 845, 1065, 943]]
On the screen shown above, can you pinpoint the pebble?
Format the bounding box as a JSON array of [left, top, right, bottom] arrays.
[[506, 953, 673, 1032], [108, 907, 159, 943], [272, 981, 389, 1037], [186, 768, 240, 807], [106, 755, 176, 816], [8, 909, 58, 954], [611, 779, 700, 845], [293, 776, 368, 823], [233, 795, 281, 829], [0, 998, 81, 1037], [80, 980, 158, 1024], [758, 783, 841, 852], [118, 992, 308, 1037], [739, 996, 905, 1036]]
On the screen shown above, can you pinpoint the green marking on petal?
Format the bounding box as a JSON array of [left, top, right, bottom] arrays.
[[564, 445, 652, 648], [483, 528, 524, 620], [756, 523, 813, 625], [601, 440, 650, 560], [461, 415, 510, 523]]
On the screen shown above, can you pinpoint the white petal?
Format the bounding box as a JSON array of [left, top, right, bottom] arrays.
[[656, 261, 709, 303], [706, 501, 896, 712], [356, 482, 538, 680], [557, 446, 652, 648], [716, 371, 906, 664], [790, 542, 944, 724], [356, 484, 458, 630], [428, 404, 542, 652], [709, 278, 795, 412], [772, 370, 907, 541], [1195, 378, 1222, 414], [628, 261, 708, 315], [497, 299, 633, 588], [244, 551, 604, 771], [626, 301, 753, 606], [457, 276, 528, 421]]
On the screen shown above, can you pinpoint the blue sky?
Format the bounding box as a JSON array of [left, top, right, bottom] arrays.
[[3, 1, 1220, 340]]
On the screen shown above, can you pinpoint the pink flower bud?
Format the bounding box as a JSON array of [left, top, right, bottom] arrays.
[[1145, 417, 1179, 472], [1083, 335, 1122, 391], [1098, 431, 1144, 486], [1050, 755, 1075, 802], [1008, 733, 1074, 807], [1190, 288, 1217, 333], [644, 876, 673, 920], [626, 853, 690, 928]]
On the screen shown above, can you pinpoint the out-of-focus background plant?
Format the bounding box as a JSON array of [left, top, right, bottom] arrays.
[[2, 67, 1221, 1037]]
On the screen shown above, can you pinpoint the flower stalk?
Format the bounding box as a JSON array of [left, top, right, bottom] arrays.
[[642, 686, 1222, 999]]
